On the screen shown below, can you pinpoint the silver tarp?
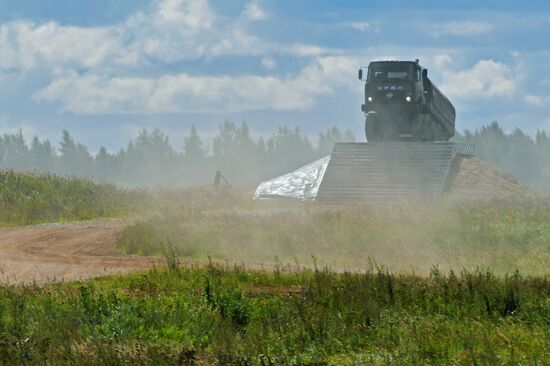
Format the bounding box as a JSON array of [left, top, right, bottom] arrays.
[[254, 156, 330, 200]]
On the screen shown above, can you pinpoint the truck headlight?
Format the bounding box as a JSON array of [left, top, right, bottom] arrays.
[[367, 96, 373, 102], [405, 96, 412, 103]]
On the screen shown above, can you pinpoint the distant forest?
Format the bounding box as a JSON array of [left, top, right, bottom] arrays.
[[0, 121, 548, 193]]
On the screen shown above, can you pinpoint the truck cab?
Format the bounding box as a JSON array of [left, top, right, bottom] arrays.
[[364, 60, 425, 106], [359, 60, 454, 142]]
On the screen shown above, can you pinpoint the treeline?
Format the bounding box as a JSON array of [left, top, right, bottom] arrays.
[[461, 122, 550, 193], [0, 121, 354, 187], [0, 120, 548, 192]]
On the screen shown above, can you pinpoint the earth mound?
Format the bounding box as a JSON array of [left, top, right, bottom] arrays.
[[446, 156, 538, 202]]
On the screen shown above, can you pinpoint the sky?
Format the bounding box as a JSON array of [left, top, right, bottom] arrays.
[[0, 0, 549, 152]]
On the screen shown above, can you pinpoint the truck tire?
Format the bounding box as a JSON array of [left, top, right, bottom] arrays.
[[365, 113, 382, 142], [411, 114, 432, 141]]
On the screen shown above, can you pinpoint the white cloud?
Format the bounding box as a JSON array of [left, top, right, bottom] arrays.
[[35, 56, 359, 114], [261, 57, 276, 70], [34, 73, 321, 114], [126, 0, 236, 62], [434, 54, 453, 68], [0, 0, 335, 75], [154, 0, 213, 31], [1, 0, 356, 116], [289, 44, 331, 57], [0, 21, 123, 71], [0, 0, 213, 71], [441, 60, 516, 99], [313, 56, 359, 85], [207, 28, 266, 58], [350, 22, 370, 31], [0, 0, 272, 72], [243, 1, 267, 21], [429, 21, 493, 37], [524, 95, 543, 107]]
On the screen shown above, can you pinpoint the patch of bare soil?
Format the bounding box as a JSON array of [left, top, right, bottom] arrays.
[[0, 219, 159, 285], [446, 156, 539, 202]]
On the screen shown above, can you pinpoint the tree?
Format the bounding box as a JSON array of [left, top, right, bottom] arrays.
[[95, 146, 120, 181], [134, 129, 174, 160], [212, 121, 266, 184], [30, 136, 56, 172], [58, 130, 93, 176], [184, 125, 205, 161], [1, 130, 29, 170], [267, 126, 316, 176], [213, 120, 238, 160], [123, 128, 177, 186], [318, 127, 355, 156]]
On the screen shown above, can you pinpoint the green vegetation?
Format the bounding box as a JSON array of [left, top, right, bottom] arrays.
[[1, 171, 549, 364], [0, 265, 548, 365], [118, 198, 550, 276], [0, 170, 136, 225]]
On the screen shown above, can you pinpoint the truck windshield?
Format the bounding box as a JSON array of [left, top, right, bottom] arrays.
[[368, 64, 415, 81]]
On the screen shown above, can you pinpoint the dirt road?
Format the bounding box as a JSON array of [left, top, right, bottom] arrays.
[[0, 220, 158, 285]]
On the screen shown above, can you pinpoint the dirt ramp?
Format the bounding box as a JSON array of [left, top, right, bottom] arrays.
[[446, 156, 538, 202]]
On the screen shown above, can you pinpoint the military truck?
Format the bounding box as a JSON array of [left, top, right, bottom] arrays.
[[256, 59, 474, 204], [358, 60, 455, 141]]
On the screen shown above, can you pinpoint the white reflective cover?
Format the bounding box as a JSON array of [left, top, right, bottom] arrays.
[[254, 156, 330, 200]]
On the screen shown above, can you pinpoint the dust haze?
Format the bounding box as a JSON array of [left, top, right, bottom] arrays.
[[1, 117, 549, 276], [118, 190, 549, 276]]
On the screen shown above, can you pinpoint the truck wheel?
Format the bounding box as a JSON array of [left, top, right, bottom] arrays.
[[412, 114, 431, 141], [431, 120, 447, 141], [425, 115, 436, 141], [365, 113, 381, 142]]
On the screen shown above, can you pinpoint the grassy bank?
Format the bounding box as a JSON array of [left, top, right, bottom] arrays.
[[117, 199, 550, 276], [0, 170, 137, 225], [0, 265, 548, 365]]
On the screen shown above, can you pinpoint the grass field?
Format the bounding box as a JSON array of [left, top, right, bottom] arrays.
[[117, 192, 550, 276], [0, 172, 549, 364], [0, 170, 138, 225], [0, 265, 548, 365]]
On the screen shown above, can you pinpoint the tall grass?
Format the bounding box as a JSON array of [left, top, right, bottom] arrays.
[[117, 198, 550, 276], [0, 265, 548, 364], [0, 170, 137, 225]]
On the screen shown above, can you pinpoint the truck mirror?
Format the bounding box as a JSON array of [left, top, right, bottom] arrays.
[[422, 69, 428, 79], [358, 69, 363, 80]]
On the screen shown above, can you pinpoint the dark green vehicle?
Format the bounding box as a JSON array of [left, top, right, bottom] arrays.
[[359, 60, 455, 141]]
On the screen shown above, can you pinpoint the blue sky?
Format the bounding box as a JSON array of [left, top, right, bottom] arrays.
[[0, 0, 549, 152]]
